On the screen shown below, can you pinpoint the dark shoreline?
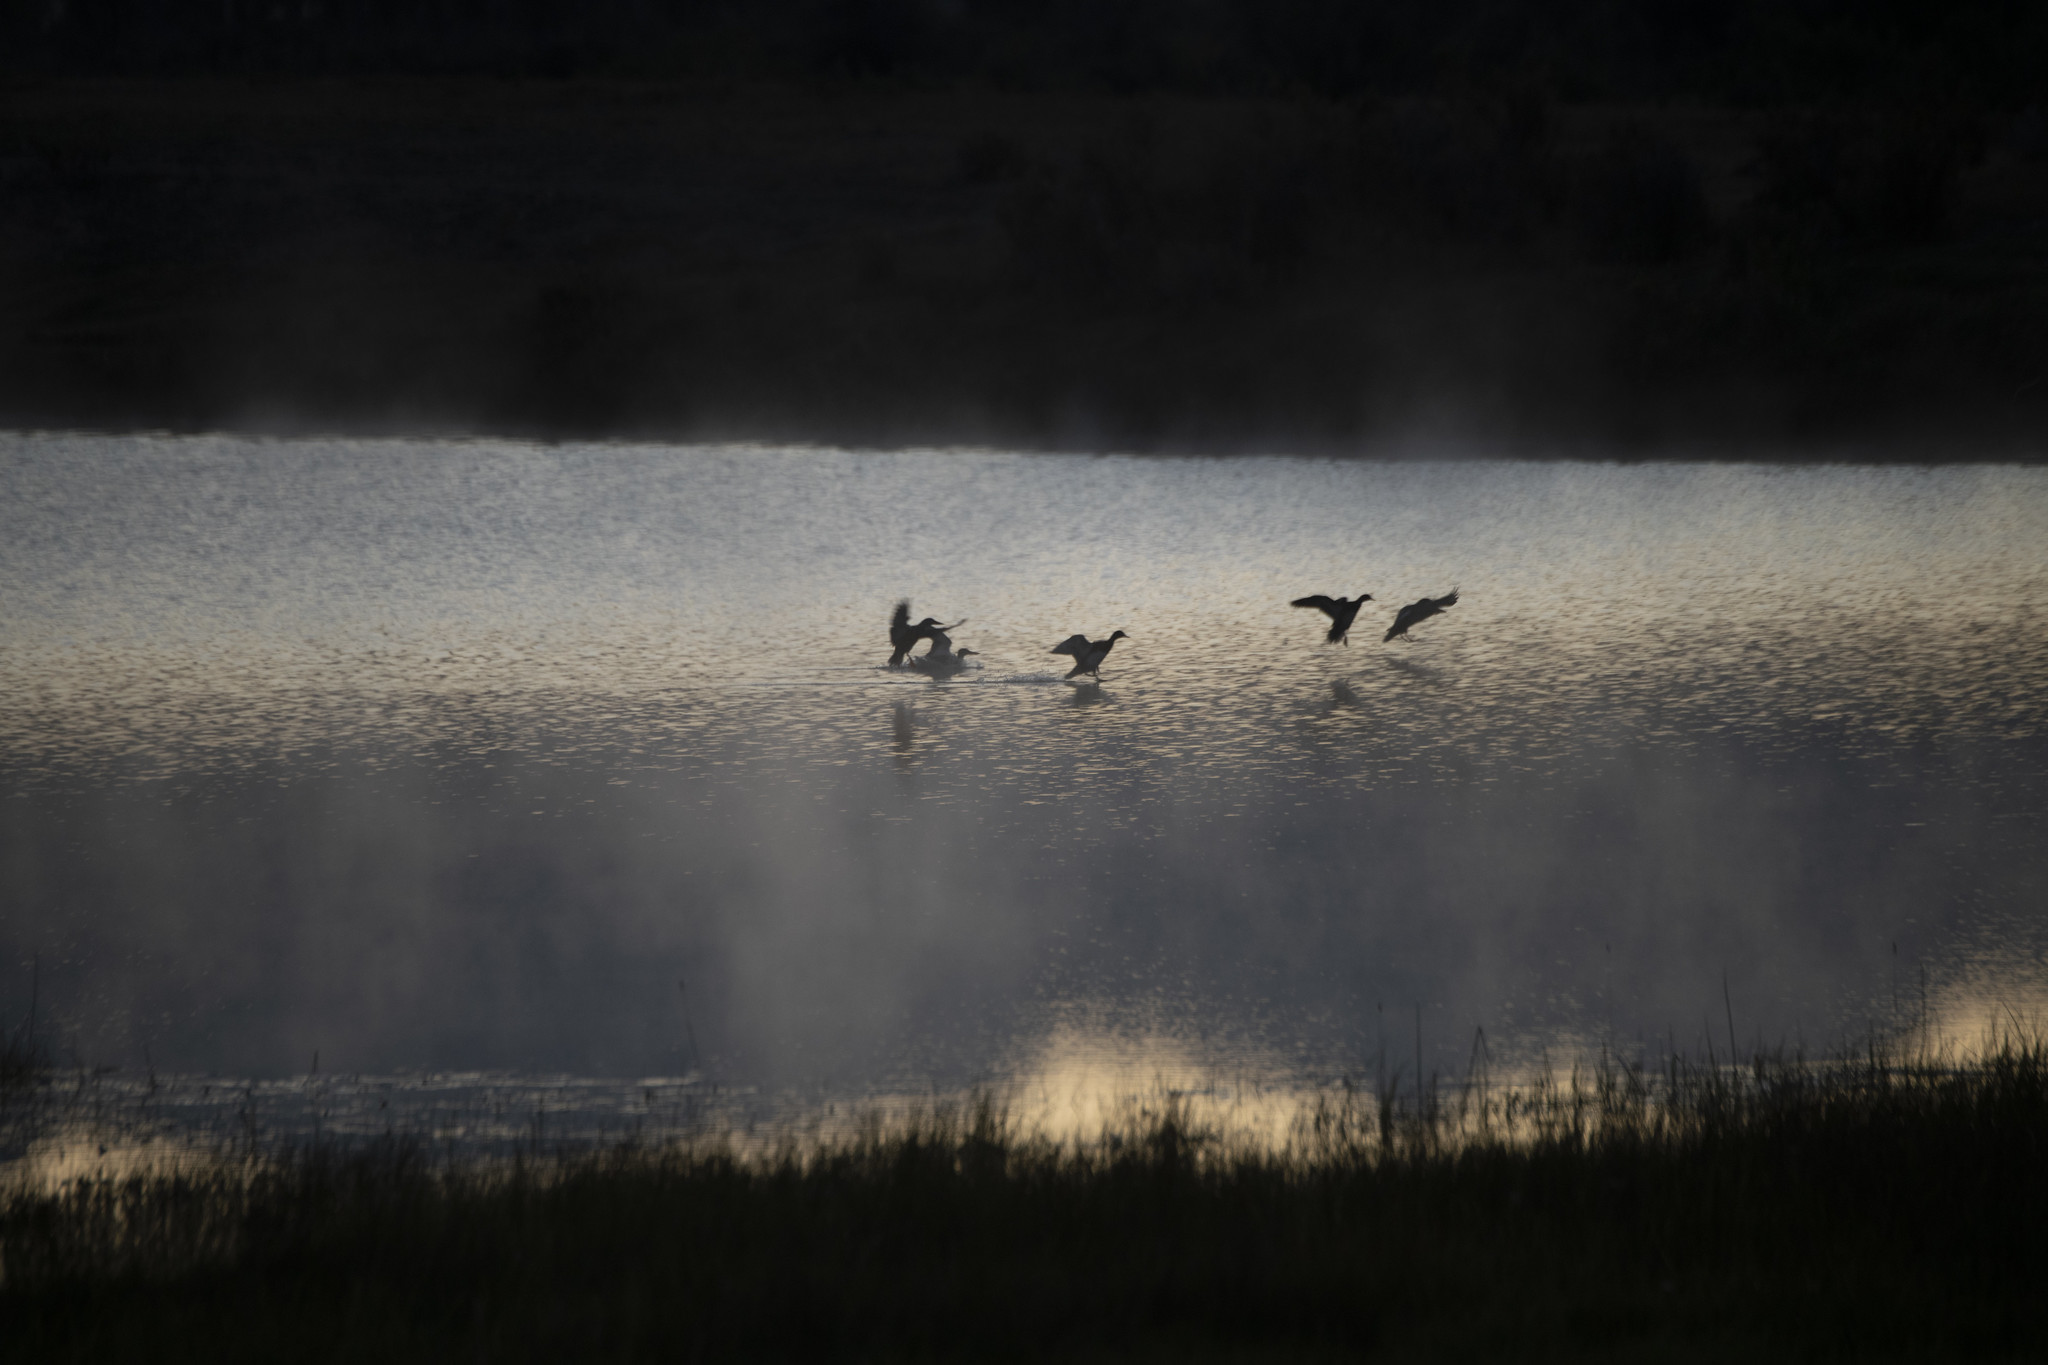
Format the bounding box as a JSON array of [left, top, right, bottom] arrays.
[[4, 78, 2044, 460], [5, 1038, 2045, 1361]]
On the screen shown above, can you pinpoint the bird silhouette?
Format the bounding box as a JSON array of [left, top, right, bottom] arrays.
[[1291, 593, 1374, 645], [1384, 589, 1460, 642], [908, 629, 979, 676], [888, 600, 964, 666], [1050, 630, 1127, 680]]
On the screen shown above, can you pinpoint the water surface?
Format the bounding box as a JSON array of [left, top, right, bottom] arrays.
[[4, 437, 2044, 1119]]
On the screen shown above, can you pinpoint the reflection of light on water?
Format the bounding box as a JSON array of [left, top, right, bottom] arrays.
[[9, 1010, 2045, 1181], [3, 438, 2046, 1088], [1, 1126, 213, 1199], [1910, 984, 2048, 1060], [0, 1072, 755, 1176], [9, 444, 2045, 786], [977, 1020, 1322, 1149]]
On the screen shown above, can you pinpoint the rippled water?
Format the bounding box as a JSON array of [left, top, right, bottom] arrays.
[[4, 436, 2045, 1124]]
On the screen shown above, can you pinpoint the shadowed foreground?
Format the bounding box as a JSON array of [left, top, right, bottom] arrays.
[[3, 1040, 2044, 1362]]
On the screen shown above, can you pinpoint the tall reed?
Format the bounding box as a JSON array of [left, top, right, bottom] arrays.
[[4, 1033, 2043, 1361]]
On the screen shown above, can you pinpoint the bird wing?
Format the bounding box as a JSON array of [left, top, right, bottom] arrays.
[[1433, 589, 1460, 609], [1050, 634, 1091, 657], [887, 602, 918, 663], [1291, 595, 1341, 616]]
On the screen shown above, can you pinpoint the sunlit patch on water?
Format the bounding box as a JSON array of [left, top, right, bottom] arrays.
[[993, 1018, 1307, 1146], [0, 1125, 213, 1199]]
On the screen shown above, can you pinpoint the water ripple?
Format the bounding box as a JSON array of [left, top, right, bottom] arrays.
[[2, 437, 2044, 1088]]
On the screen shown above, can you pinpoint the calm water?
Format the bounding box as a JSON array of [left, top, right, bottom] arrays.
[[3, 437, 2046, 1135]]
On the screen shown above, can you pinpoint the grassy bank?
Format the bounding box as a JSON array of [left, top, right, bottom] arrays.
[[4, 1038, 2044, 1361], [2, 79, 2044, 453]]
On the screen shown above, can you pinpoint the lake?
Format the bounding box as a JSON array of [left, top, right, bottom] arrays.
[[3, 436, 2045, 1143]]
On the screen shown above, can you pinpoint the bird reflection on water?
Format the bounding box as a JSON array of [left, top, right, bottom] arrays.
[[890, 701, 917, 762], [1380, 654, 1444, 683]]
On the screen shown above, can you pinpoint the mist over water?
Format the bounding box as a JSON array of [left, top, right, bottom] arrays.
[[3, 436, 2044, 1102]]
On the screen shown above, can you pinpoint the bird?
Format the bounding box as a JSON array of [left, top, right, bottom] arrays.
[[1050, 630, 1127, 680], [1291, 593, 1374, 645], [888, 600, 964, 666], [908, 630, 980, 676], [1383, 589, 1460, 642]]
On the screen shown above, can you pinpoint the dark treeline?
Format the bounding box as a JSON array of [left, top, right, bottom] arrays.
[[7, 0, 2047, 108], [4, 2, 2046, 450]]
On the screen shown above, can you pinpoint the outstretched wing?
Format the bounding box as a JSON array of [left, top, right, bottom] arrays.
[[1291, 594, 1341, 616], [887, 600, 918, 663], [1050, 634, 1091, 657], [1433, 589, 1460, 609]]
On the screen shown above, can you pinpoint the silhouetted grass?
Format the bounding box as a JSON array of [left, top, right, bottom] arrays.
[[4, 1033, 2044, 1361], [0, 1034, 46, 1097], [1, 971, 50, 1099]]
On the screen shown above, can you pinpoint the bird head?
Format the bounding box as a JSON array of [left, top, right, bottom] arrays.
[[957, 648, 979, 658], [915, 617, 942, 629], [1109, 630, 1128, 641]]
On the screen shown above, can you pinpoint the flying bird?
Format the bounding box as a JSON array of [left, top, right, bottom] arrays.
[[1050, 630, 1127, 680], [1383, 589, 1460, 643], [888, 600, 964, 666], [1291, 593, 1374, 645]]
